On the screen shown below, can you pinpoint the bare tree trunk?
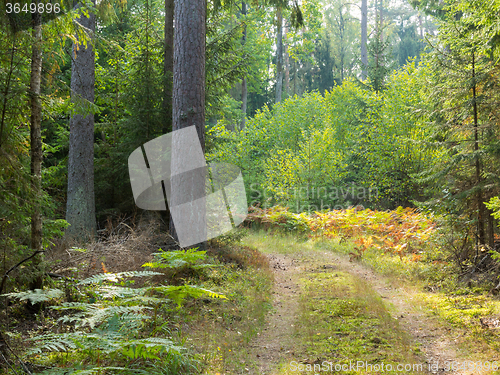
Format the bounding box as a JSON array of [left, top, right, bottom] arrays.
[[418, 14, 423, 38], [240, 1, 247, 129], [170, 0, 206, 247], [172, 0, 205, 147], [29, 10, 43, 294], [163, 0, 174, 231], [472, 50, 485, 245], [293, 59, 297, 96], [30, 11, 42, 254], [284, 23, 290, 97], [66, 1, 97, 240], [339, 9, 345, 82], [379, 0, 383, 42], [275, 7, 283, 103], [360, 0, 367, 80], [164, 0, 174, 134]]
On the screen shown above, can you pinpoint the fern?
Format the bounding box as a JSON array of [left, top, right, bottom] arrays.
[[2, 288, 64, 304], [152, 284, 226, 307], [8, 269, 216, 371], [121, 337, 183, 360], [143, 248, 216, 270], [78, 270, 163, 285], [55, 304, 150, 330]]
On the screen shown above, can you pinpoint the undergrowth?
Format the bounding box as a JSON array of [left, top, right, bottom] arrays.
[[1, 226, 273, 374]]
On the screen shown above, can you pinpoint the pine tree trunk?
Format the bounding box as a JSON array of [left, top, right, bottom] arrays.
[[418, 14, 423, 38], [164, 0, 174, 134], [275, 7, 283, 103], [472, 50, 485, 245], [162, 0, 174, 230], [30, 11, 42, 254], [240, 1, 247, 129], [284, 24, 290, 97], [361, 0, 367, 80], [170, 0, 206, 247], [293, 59, 297, 96], [66, 1, 97, 240], [379, 0, 383, 42], [29, 10, 43, 295]]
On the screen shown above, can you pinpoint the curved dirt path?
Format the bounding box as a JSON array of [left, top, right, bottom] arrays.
[[324, 251, 483, 375], [247, 248, 489, 375]]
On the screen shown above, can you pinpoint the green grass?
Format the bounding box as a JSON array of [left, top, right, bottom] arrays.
[[285, 269, 424, 375], [241, 229, 310, 255], [169, 242, 274, 374]]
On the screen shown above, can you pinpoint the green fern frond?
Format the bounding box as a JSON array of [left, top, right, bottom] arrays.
[[2, 288, 64, 304], [152, 284, 226, 307], [143, 248, 210, 269], [121, 337, 183, 360], [78, 271, 162, 285]]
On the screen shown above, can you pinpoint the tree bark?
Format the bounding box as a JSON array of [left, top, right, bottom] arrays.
[[162, 0, 174, 230], [170, 0, 206, 247], [163, 0, 174, 134], [240, 1, 247, 129], [418, 14, 424, 39], [29, 10, 43, 296], [472, 50, 485, 246], [284, 23, 290, 97], [361, 0, 367, 80], [66, 1, 97, 240], [275, 7, 283, 103], [379, 0, 383, 42], [30, 10, 42, 254]]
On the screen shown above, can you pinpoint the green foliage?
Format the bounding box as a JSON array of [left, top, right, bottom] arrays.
[[208, 65, 438, 211], [486, 197, 500, 221], [414, 0, 500, 248], [143, 249, 210, 270], [2, 288, 64, 304], [4, 269, 226, 372]]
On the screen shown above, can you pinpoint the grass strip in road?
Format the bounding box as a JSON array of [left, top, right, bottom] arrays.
[[277, 268, 425, 374]]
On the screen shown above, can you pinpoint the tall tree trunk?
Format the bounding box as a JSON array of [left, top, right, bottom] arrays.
[[379, 0, 383, 42], [472, 50, 485, 246], [240, 1, 247, 129], [163, 0, 174, 231], [275, 7, 283, 103], [29, 10, 43, 293], [418, 14, 423, 39], [340, 10, 345, 82], [170, 0, 206, 247], [284, 24, 290, 97], [66, 1, 97, 240], [360, 0, 367, 80], [293, 59, 297, 96], [164, 0, 174, 134]]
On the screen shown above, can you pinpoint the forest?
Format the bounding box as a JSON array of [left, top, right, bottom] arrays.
[[2, 0, 500, 373]]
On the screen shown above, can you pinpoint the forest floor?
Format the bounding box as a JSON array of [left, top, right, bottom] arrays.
[[235, 232, 500, 375]]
